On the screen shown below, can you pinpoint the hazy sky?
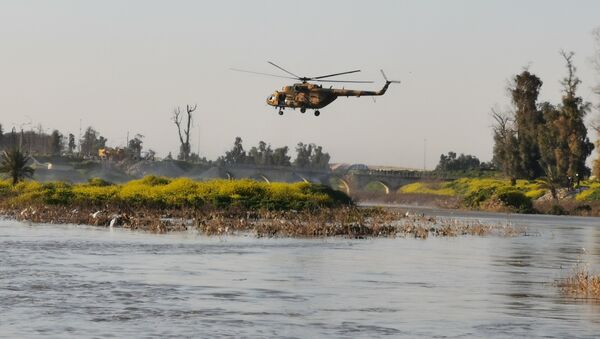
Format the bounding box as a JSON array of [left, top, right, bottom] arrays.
[[1, 0, 599, 168]]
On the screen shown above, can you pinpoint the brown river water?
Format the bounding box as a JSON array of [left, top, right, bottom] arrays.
[[1, 207, 600, 338]]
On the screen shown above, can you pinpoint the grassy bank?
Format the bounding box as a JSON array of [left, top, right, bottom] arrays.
[[0, 176, 352, 211], [366, 178, 600, 215]]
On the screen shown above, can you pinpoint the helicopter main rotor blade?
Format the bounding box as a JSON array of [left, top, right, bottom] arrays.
[[230, 68, 297, 80], [312, 70, 362, 80], [313, 79, 374, 83], [267, 61, 301, 79]]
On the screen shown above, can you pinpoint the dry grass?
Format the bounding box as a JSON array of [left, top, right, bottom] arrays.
[[558, 265, 600, 300], [1, 203, 525, 239]]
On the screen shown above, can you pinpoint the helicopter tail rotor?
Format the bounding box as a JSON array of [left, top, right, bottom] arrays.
[[379, 69, 400, 84], [380, 70, 401, 84]]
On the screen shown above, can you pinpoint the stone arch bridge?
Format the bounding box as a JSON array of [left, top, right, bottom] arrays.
[[190, 164, 454, 195]]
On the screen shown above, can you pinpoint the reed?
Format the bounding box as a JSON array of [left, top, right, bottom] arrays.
[[558, 265, 600, 299]]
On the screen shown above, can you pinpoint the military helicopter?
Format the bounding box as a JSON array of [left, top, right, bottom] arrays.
[[231, 62, 400, 116]]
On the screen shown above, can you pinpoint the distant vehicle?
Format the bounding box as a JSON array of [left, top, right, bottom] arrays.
[[232, 62, 400, 116]]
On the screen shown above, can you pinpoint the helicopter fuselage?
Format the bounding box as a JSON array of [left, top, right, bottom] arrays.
[[266, 81, 392, 110]]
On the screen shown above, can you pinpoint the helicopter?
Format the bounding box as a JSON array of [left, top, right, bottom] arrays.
[[231, 62, 400, 116]]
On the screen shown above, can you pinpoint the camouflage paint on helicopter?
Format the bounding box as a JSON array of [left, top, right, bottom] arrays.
[[266, 79, 395, 111], [233, 62, 400, 116]]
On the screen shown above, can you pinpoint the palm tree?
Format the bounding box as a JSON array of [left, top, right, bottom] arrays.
[[0, 149, 35, 185]]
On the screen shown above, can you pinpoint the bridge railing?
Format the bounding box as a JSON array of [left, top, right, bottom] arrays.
[[348, 169, 460, 180], [220, 164, 331, 175]]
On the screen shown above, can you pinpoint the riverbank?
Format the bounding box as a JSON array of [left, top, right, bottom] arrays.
[[0, 176, 528, 238], [353, 178, 600, 217]]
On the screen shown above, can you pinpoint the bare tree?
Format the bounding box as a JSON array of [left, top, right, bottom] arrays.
[[491, 108, 519, 184], [172, 104, 197, 161]]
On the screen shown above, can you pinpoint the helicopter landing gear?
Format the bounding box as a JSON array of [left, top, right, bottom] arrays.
[[314, 110, 320, 117], [278, 110, 284, 115], [300, 108, 306, 113]]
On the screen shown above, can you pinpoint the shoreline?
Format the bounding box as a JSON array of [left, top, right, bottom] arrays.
[[354, 193, 600, 218]]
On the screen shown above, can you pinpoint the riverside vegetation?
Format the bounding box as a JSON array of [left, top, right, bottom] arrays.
[[371, 177, 600, 216], [558, 264, 600, 300], [0, 176, 522, 238]]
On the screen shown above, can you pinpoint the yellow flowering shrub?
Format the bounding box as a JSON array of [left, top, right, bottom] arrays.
[[0, 176, 351, 210]]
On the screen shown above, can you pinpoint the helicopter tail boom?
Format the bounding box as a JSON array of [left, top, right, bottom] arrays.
[[330, 70, 401, 97], [375, 69, 401, 95]]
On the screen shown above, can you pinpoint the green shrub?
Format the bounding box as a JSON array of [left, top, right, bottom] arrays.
[[496, 191, 533, 213], [464, 187, 495, 207]]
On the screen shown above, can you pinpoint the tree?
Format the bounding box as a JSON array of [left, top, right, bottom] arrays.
[[537, 102, 569, 187], [173, 104, 196, 161], [272, 146, 291, 166], [67, 133, 76, 154], [144, 149, 156, 161], [294, 142, 312, 168], [0, 123, 4, 148], [0, 149, 35, 185], [557, 51, 594, 182], [247, 141, 275, 166], [257, 141, 273, 166], [50, 130, 63, 156], [293, 142, 330, 169], [309, 145, 330, 170], [223, 137, 246, 165], [511, 70, 544, 179], [491, 109, 519, 182], [80, 127, 107, 156], [127, 134, 144, 159], [436, 151, 481, 172]]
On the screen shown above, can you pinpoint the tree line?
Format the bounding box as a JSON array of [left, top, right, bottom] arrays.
[[217, 137, 330, 170], [0, 121, 330, 169], [492, 51, 595, 188], [0, 125, 138, 159], [435, 151, 493, 173]]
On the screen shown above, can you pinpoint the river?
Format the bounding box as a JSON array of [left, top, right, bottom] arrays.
[[1, 208, 600, 338]]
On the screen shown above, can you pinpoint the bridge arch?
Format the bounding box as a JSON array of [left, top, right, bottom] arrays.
[[252, 174, 271, 184], [329, 176, 351, 195], [364, 180, 391, 195], [293, 172, 310, 183]]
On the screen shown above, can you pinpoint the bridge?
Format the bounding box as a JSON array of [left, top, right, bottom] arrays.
[[31, 159, 455, 194], [188, 164, 456, 195], [339, 169, 457, 194]]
